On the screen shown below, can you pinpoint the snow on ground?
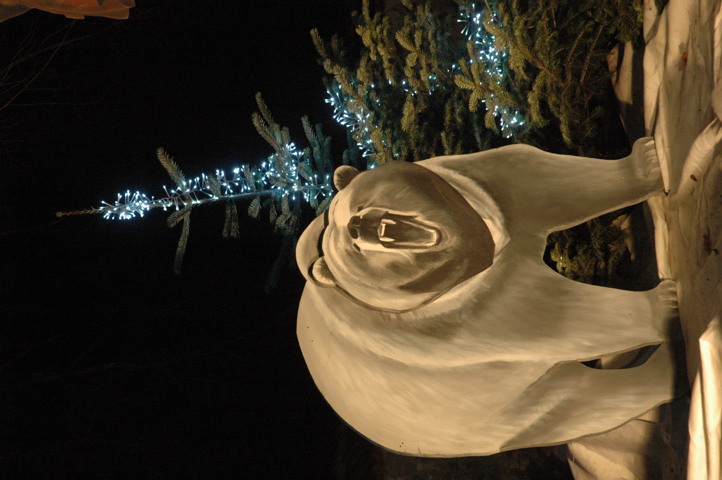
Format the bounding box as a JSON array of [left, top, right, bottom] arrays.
[[567, 1, 722, 479], [647, 0, 722, 356], [647, 0, 722, 477]]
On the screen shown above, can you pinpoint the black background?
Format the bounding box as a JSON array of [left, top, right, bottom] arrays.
[[1, 1, 361, 478]]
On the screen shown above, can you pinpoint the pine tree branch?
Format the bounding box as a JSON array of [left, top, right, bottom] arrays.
[[580, 25, 605, 85], [156, 147, 186, 188]]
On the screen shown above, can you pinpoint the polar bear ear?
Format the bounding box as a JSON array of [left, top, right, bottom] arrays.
[[309, 257, 337, 288], [333, 165, 360, 191]]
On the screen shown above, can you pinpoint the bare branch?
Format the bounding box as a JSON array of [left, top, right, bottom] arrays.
[[0, 20, 75, 113]]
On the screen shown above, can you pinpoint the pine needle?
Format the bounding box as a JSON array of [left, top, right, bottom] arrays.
[[247, 196, 261, 219], [167, 203, 192, 228], [243, 164, 256, 192], [316, 196, 332, 215], [207, 172, 222, 197], [156, 147, 186, 188], [310, 28, 328, 58], [174, 215, 190, 275], [223, 202, 240, 238], [269, 201, 277, 224], [252, 111, 281, 153]]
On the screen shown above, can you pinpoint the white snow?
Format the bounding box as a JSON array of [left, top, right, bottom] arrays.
[[570, 0, 722, 478], [644, 0, 722, 477]]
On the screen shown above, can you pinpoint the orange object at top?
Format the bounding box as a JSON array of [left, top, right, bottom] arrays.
[[0, 0, 135, 22]]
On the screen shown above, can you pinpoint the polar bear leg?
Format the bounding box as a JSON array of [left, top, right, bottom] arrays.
[[539, 137, 663, 231], [468, 257, 676, 362], [514, 266, 677, 361], [423, 138, 663, 234], [497, 341, 680, 451]]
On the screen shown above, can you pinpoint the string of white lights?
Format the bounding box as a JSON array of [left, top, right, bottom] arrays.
[[324, 1, 525, 150], [88, 145, 334, 221], [458, 2, 525, 138]]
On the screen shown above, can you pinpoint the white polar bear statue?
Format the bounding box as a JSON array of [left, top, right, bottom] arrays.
[[295, 137, 682, 456]]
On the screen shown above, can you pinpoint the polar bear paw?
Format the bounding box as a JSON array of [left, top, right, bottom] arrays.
[[654, 278, 678, 303], [649, 279, 679, 335], [630, 137, 661, 181]]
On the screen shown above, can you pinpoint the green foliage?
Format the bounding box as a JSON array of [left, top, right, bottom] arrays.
[[67, 0, 647, 288], [314, 0, 645, 286], [547, 213, 630, 286], [156, 147, 193, 275], [138, 93, 339, 284], [464, 0, 644, 285], [313, 0, 495, 164], [314, 0, 644, 162], [455, 0, 643, 155]]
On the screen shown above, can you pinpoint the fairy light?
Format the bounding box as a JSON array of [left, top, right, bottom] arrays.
[[324, 1, 526, 163], [325, 81, 377, 161], [100, 190, 156, 220], [459, 2, 525, 138], [97, 146, 335, 221]]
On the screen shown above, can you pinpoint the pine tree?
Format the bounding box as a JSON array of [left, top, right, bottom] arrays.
[[58, 93, 343, 289], [313, 0, 646, 286], [312, 0, 519, 165], [62, 0, 647, 288], [454, 0, 643, 156]]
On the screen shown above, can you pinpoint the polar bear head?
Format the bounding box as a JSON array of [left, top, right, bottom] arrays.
[[297, 161, 495, 312]]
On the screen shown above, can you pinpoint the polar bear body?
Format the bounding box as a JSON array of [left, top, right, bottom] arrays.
[[295, 138, 681, 456]]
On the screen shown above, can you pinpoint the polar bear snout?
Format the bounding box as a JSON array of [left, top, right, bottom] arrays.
[[348, 207, 441, 251]]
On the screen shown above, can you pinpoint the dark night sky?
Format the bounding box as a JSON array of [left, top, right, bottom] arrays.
[[0, 3, 587, 478], [3, 0, 357, 222], [0, 2, 369, 478]]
